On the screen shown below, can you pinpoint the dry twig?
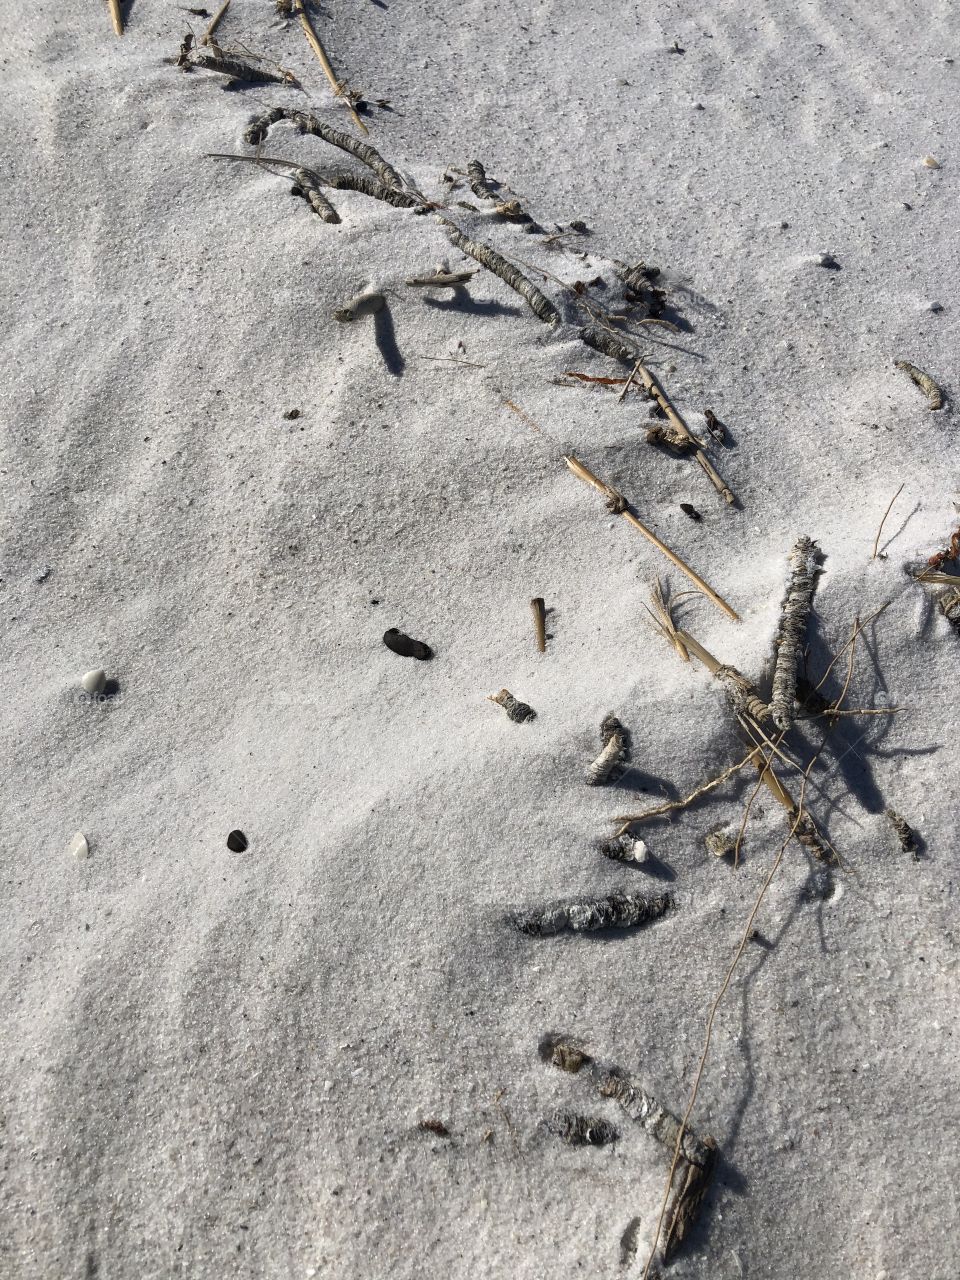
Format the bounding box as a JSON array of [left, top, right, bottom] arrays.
[[895, 358, 944, 410], [294, 0, 368, 134], [530, 597, 547, 653], [564, 456, 740, 621], [872, 483, 904, 560], [108, 0, 124, 36]]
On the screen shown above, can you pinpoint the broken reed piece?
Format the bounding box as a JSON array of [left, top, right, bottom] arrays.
[[769, 537, 824, 730], [564, 456, 740, 621], [202, 0, 231, 42], [244, 107, 404, 189], [895, 358, 944, 410], [294, 0, 368, 134], [585, 713, 631, 785], [546, 1110, 618, 1147], [489, 688, 536, 722], [208, 154, 341, 222], [871, 483, 904, 560], [405, 269, 477, 288], [511, 890, 672, 937], [334, 290, 385, 322], [530, 597, 547, 653], [435, 217, 560, 325], [108, 0, 123, 36], [886, 808, 918, 857]]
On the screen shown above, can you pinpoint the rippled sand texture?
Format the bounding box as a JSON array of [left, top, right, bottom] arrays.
[[1, 2, 958, 1277]]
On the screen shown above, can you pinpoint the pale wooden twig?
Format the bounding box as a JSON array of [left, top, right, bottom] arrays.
[[294, 0, 369, 135], [202, 0, 230, 43], [617, 358, 642, 404], [871, 483, 904, 560], [813, 601, 890, 692], [530, 597, 546, 653], [108, 0, 123, 36], [564, 456, 740, 621]]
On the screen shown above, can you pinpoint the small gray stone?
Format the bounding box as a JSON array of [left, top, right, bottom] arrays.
[[81, 669, 107, 695]]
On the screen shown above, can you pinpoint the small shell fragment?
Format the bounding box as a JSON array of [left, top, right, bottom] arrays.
[[67, 832, 89, 861], [81, 669, 107, 695], [600, 832, 648, 864], [922, 155, 941, 169]]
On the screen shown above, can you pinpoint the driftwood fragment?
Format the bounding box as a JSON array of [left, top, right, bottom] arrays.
[[585, 714, 631, 785], [770, 537, 823, 731], [334, 290, 384, 322], [435, 218, 560, 325], [489, 688, 536, 723], [466, 159, 496, 200], [895, 358, 944, 410], [510, 891, 672, 937], [886, 808, 918, 857], [244, 107, 404, 189], [600, 832, 648, 864], [545, 1110, 618, 1147], [405, 269, 477, 288]]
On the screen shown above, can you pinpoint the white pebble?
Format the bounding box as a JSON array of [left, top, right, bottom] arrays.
[[67, 832, 89, 861], [81, 669, 106, 695]]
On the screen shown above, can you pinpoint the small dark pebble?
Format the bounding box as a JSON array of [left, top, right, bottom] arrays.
[[680, 502, 702, 521], [283, 408, 301, 420], [818, 253, 841, 270], [383, 628, 432, 660], [569, 219, 588, 233], [227, 829, 248, 853], [418, 1118, 451, 1137]]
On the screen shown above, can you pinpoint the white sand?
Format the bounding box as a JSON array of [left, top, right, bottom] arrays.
[[2, 2, 958, 1276]]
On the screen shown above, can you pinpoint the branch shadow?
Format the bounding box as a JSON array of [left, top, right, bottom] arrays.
[[374, 305, 405, 376], [422, 291, 525, 320]]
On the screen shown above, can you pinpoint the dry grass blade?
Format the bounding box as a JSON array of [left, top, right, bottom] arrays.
[[203, 0, 230, 42], [640, 795, 809, 1276], [108, 0, 123, 36], [646, 578, 689, 661], [871, 483, 904, 560], [295, 0, 368, 134], [564, 456, 740, 621], [613, 750, 757, 833]]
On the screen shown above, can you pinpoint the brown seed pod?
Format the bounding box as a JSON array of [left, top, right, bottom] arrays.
[[383, 628, 432, 660]]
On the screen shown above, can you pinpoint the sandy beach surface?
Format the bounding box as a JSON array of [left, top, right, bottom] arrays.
[[2, 2, 958, 1277]]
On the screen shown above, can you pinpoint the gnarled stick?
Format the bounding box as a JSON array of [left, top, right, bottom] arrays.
[[436, 217, 560, 325], [770, 537, 823, 731], [244, 107, 404, 189], [895, 358, 944, 410]]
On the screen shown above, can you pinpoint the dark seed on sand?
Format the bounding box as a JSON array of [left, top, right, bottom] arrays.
[[383, 628, 432, 660], [283, 408, 301, 420], [227, 829, 248, 852], [680, 502, 702, 521]]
